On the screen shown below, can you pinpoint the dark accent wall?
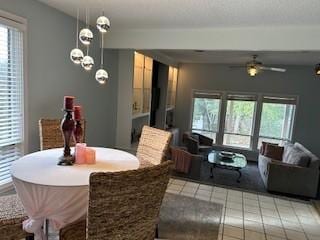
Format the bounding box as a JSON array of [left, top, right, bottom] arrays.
[[175, 63, 320, 158]]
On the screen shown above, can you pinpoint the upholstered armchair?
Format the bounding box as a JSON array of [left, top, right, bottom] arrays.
[[182, 132, 213, 155]]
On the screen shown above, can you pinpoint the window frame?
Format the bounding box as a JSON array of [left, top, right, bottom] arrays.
[[189, 90, 298, 151], [190, 90, 223, 144], [222, 94, 258, 149], [256, 94, 298, 148], [0, 10, 27, 191]]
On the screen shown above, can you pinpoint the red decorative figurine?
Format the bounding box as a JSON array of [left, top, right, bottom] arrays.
[[73, 105, 83, 143], [58, 96, 76, 165]]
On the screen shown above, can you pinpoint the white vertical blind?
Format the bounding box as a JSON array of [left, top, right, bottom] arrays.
[[0, 22, 24, 185]]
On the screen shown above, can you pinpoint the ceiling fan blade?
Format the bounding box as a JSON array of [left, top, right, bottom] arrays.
[[260, 66, 286, 72]]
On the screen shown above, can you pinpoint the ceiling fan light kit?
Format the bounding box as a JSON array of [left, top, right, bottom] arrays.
[[70, 7, 110, 85], [247, 65, 258, 77], [315, 64, 320, 75]]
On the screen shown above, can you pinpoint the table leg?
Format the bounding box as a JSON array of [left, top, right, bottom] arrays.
[[236, 169, 242, 183], [210, 165, 214, 179]]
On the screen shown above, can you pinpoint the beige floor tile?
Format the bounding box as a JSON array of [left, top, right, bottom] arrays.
[[243, 198, 259, 207], [244, 212, 262, 223], [244, 219, 264, 233], [226, 201, 243, 211], [226, 208, 243, 219], [198, 184, 213, 192], [243, 192, 258, 200], [181, 186, 197, 193], [281, 220, 303, 232], [223, 235, 240, 240], [244, 229, 266, 240], [261, 208, 279, 218], [274, 198, 292, 207], [171, 179, 186, 186], [196, 189, 212, 197], [214, 187, 228, 194], [264, 224, 286, 238], [244, 205, 260, 214], [184, 182, 199, 188], [228, 189, 243, 196], [212, 191, 227, 200], [223, 225, 244, 239], [227, 195, 243, 204], [166, 188, 180, 194], [262, 216, 282, 226], [260, 202, 277, 211], [266, 235, 286, 240], [285, 229, 307, 240], [167, 184, 183, 191], [195, 194, 211, 201], [224, 216, 243, 228], [179, 191, 195, 197]]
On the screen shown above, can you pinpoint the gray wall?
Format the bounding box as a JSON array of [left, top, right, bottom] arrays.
[[175, 63, 320, 158], [1, 0, 118, 153]]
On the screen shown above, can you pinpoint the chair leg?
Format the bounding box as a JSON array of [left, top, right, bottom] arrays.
[[155, 224, 159, 238]]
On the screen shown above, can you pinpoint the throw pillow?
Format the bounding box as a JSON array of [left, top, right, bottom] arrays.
[[283, 147, 311, 167], [260, 142, 278, 155], [264, 144, 284, 160]]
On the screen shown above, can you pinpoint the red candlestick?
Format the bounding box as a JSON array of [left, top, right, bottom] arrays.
[[64, 96, 75, 110], [74, 105, 82, 121]]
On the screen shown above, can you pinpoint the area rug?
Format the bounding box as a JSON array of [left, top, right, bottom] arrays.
[[159, 193, 222, 240], [173, 160, 267, 193]]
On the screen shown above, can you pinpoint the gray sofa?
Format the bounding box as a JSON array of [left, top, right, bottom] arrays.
[[258, 142, 320, 198]]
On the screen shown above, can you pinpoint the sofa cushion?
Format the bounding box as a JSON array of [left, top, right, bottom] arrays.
[[260, 142, 278, 155], [283, 145, 311, 167], [264, 144, 284, 160]]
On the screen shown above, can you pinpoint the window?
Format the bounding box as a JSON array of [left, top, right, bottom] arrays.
[[223, 95, 256, 148], [0, 15, 24, 186], [258, 96, 296, 147], [191, 92, 221, 143], [190, 91, 297, 151]]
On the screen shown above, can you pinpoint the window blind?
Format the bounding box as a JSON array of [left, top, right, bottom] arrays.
[[262, 96, 297, 105], [0, 23, 24, 185], [193, 91, 221, 99], [227, 94, 257, 101]]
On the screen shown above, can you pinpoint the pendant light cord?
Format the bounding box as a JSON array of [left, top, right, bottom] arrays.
[[100, 33, 104, 68], [76, 8, 79, 48]]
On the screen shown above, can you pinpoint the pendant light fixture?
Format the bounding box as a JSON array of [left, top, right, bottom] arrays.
[[82, 47, 94, 71], [70, 9, 84, 64], [79, 8, 93, 45], [95, 29, 108, 84], [315, 63, 320, 75], [96, 13, 110, 33]]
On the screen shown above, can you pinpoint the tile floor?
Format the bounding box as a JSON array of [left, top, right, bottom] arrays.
[[167, 178, 320, 240]]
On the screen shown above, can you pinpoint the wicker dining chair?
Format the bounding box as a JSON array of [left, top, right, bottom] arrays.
[[0, 194, 34, 240], [136, 126, 172, 167], [60, 160, 172, 240], [39, 119, 86, 150]]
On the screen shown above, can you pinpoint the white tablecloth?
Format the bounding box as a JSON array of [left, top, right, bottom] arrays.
[[11, 147, 139, 240]]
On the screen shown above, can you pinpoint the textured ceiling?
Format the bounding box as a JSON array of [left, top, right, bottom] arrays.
[[154, 50, 320, 65], [38, 0, 320, 29]]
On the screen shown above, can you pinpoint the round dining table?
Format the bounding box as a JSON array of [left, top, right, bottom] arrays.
[[11, 147, 140, 240]]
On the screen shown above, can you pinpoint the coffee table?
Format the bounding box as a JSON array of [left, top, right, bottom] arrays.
[[208, 150, 247, 183]]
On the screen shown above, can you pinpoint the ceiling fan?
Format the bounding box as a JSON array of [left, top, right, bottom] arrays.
[[231, 55, 287, 77]]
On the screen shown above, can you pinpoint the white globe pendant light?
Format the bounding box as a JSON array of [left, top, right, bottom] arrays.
[[70, 48, 84, 64], [96, 15, 110, 33], [95, 69, 108, 84], [95, 32, 108, 84], [82, 47, 94, 71], [79, 28, 93, 45], [79, 8, 93, 45]]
